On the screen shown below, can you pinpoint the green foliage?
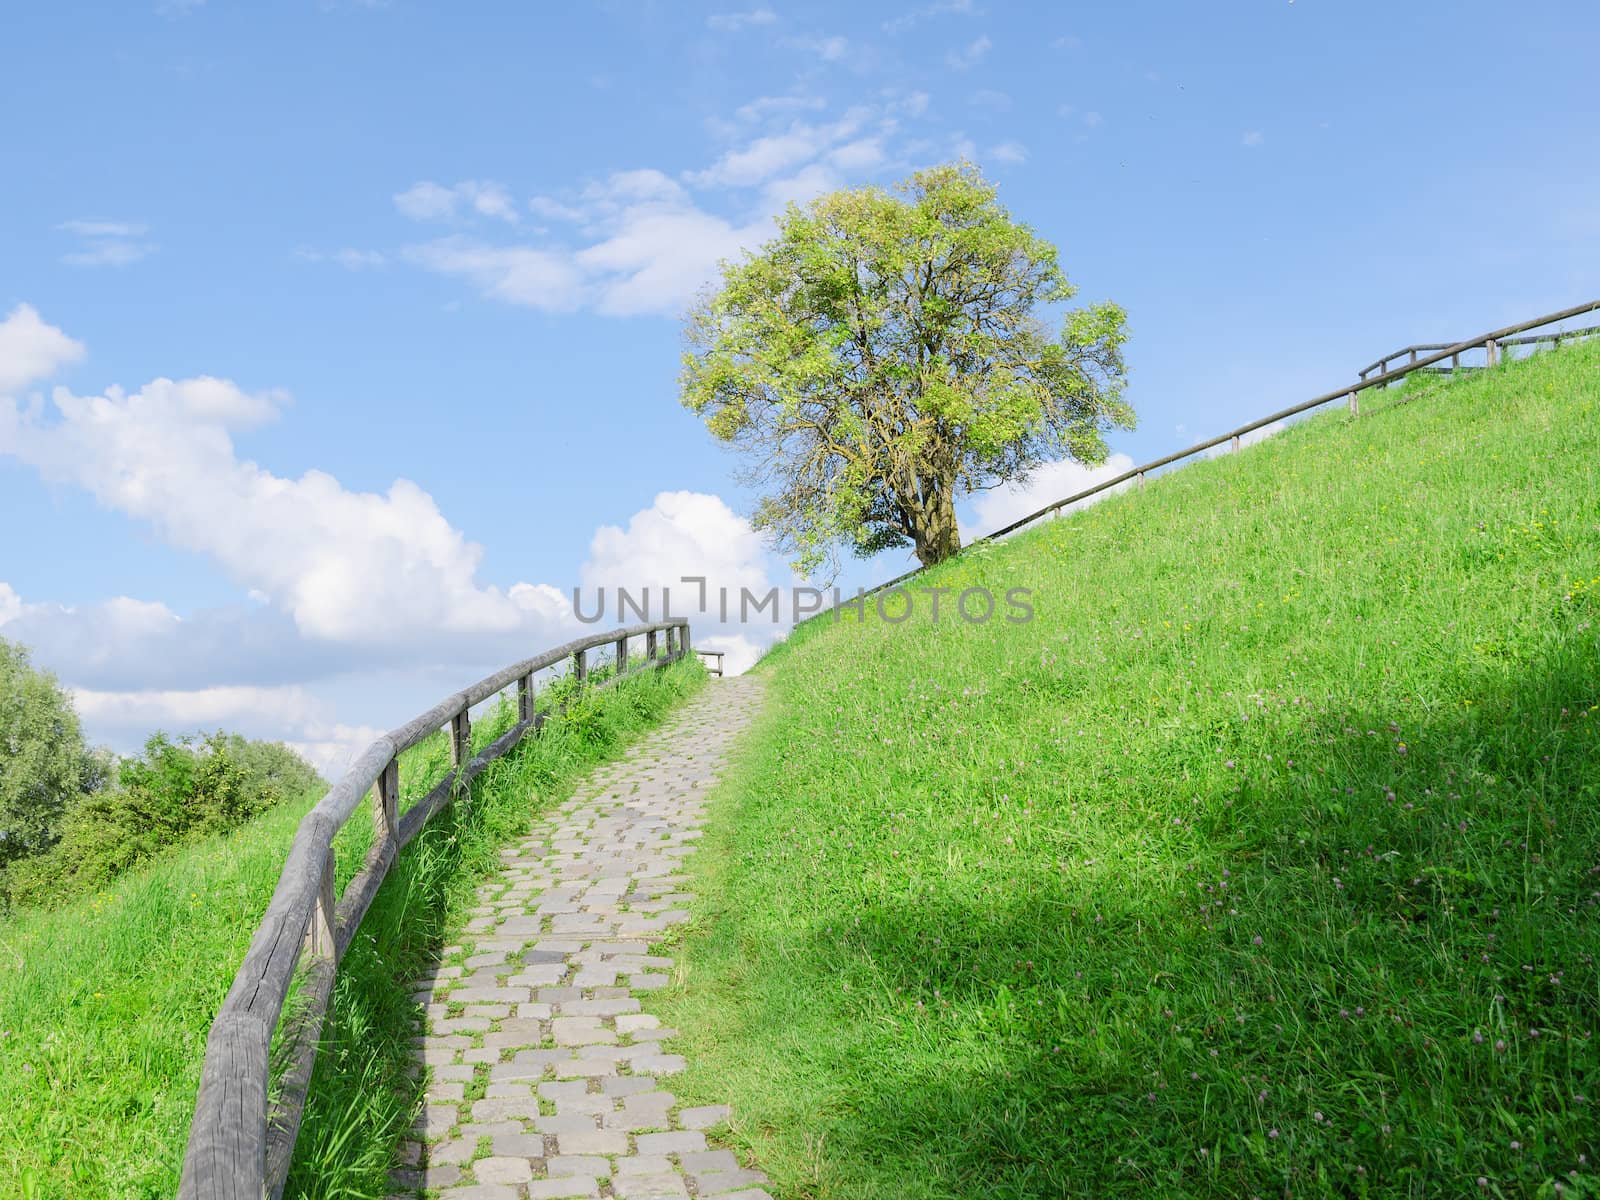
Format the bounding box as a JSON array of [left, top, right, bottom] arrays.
[[223, 734, 326, 802], [658, 344, 1600, 1197], [5, 731, 321, 908], [0, 658, 704, 1199], [682, 161, 1133, 575], [0, 637, 101, 869]]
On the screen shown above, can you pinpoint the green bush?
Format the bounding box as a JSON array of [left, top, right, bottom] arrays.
[[0, 637, 102, 870], [6, 732, 320, 908]]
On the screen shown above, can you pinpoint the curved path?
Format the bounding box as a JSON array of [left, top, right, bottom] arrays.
[[391, 676, 769, 1200]]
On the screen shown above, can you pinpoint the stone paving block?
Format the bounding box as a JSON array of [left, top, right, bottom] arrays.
[[614, 1154, 674, 1174], [556, 1129, 631, 1156], [546, 1154, 610, 1177], [679, 1150, 739, 1173], [692, 1170, 771, 1194], [469, 1097, 540, 1122], [525, 1179, 601, 1199], [472, 1156, 534, 1184], [413, 1104, 457, 1137], [629, 1053, 686, 1075], [679, 1104, 733, 1129], [487, 1133, 547, 1158], [610, 1173, 689, 1199], [635, 1130, 706, 1156], [602, 1075, 660, 1097]]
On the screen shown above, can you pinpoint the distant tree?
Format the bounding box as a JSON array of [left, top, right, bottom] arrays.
[[0, 637, 101, 869], [222, 734, 325, 801], [682, 161, 1133, 575]]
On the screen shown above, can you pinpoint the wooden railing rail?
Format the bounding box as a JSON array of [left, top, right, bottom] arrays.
[[852, 299, 1600, 600], [178, 617, 692, 1200], [694, 648, 726, 677], [1357, 321, 1600, 381]]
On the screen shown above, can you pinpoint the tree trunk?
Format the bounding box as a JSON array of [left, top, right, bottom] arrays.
[[910, 485, 961, 566]]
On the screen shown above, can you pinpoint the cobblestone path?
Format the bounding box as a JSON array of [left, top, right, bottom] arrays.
[[391, 676, 769, 1200]]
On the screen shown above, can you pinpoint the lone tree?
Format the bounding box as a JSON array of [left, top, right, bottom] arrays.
[[682, 162, 1133, 576]]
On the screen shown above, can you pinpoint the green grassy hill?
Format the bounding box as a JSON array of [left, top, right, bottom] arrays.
[[0, 662, 702, 1200], [657, 344, 1600, 1197]]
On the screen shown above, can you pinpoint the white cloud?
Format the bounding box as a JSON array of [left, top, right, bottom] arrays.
[[1242, 130, 1264, 147], [1082, 111, 1103, 128], [0, 304, 86, 392], [395, 179, 519, 223], [56, 219, 158, 268], [784, 33, 850, 62], [409, 166, 776, 318], [400, 98, 906, 317], [732, 93, 827, 123], [693, 111, 867, 187], [0, 582, 22, 626], [894, 90, 931, 117], [63, 242, 157, 268], [989, 140, 1027, 165], [707, 8, 776, 31], [963, 452, 1137, 539], [883, 0, 973, 34], [528, 195, 588, 222], [574, 207, 766, 317], [297, 246, 387, 269], [946, 34, 992, 70], [581, 490, 791, 672], [57, 220, 149, 238], [403, 239, 587, 310], [0, 372, 565, 645]]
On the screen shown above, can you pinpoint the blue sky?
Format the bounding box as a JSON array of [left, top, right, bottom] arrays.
[[2, 0, 1597, 769]]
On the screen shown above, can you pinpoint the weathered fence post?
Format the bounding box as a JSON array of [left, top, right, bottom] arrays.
[[450, 709, 471, 768], [373, 757, 399, 848], [308, 852, 336, 961], [573, 648, 587, 686], [616, 635, 629, 675], [1348, 390, 1359, 416], [1230, 434, 1241, 453], [681, 624, 692, 656], [1137, 471, 1146, 489], [1485, 338, 1498, 366], [646, 629, 657, 661], [517, 674, 532, 723]]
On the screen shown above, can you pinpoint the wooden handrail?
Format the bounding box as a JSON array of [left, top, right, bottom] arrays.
[[178, 617, 691, 1200], [1356, 320, 1600, 380], [850, 299, 1600, 601]]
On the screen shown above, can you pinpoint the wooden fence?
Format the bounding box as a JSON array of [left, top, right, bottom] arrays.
[[178, 618, 692, 1199], [1358, 322, 1600, 382], [855, 298, 1600, 600]]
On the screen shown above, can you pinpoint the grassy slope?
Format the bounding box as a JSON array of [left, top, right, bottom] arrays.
[[0, 660, 703, 1200], [657, 345, 1600, 1198]]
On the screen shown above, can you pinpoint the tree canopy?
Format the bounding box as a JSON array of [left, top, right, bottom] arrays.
[[0, 637, 101, 868], [681, 162, 1133, 575]]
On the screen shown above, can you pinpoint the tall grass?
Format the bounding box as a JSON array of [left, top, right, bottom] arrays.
[[0, 658, 703, 1200], [656, 344, 1600, 1197]]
